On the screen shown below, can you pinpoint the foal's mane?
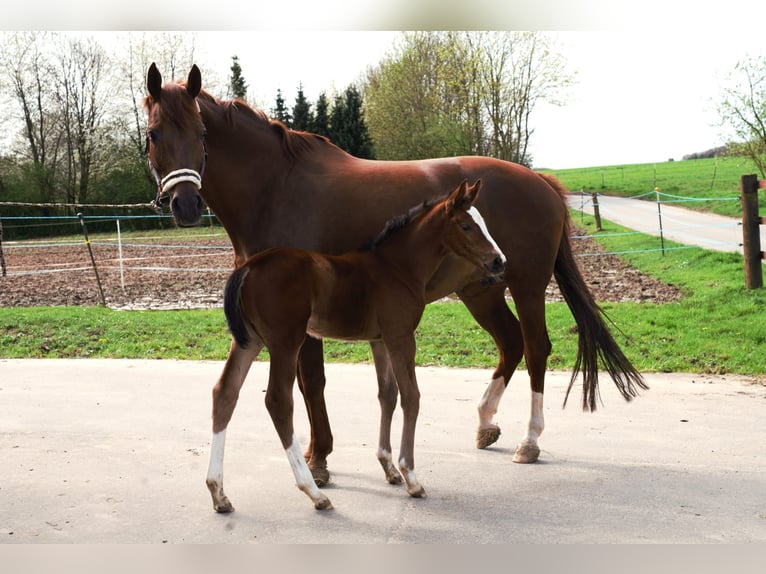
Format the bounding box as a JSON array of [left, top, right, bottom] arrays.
[[361, 198, 439, 252]]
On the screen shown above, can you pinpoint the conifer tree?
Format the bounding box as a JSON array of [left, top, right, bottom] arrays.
[[329, 85, 374, 158], [229, 55, 247, 100], [292, 84, 314, 131], [271, 88, 292, 127], [311, 92, 331, 137]]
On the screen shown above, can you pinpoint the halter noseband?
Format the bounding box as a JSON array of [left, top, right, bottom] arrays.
[[146, 136, 208, 213]]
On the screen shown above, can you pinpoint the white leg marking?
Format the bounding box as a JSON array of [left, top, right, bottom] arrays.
[[524, 391, 545, 445], [206, 429, 226, 484], [399, 456, 425, 497], [286, 435, 332, 509], [468, 206, 507, 263], [478, 376, 506, 428]]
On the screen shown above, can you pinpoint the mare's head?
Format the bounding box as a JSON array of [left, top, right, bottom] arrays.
[[144, 63, 207, 227], [441, 180, 506, 279]]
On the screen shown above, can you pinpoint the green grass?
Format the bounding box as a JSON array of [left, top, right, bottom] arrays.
[[2, 212, 765, 376], [543, 156, 765, 218]]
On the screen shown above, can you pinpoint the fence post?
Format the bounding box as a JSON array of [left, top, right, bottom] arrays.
[[590, 192, 602, 231], [0, 212, 6, 277], [655, 187, 665, 257], [741, 174, 763, 289], [78, 213, 107, 305]]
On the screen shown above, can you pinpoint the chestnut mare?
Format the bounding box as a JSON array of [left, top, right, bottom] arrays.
[[217, 180, 504, 510], [144, 64, 647, 511]]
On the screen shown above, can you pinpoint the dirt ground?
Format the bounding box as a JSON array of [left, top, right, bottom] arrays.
[[0, 227, 683, 309]]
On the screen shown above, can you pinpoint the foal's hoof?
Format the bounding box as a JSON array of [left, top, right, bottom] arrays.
[[378, 458, 404, 485], [476, 426, 501, 449], [214, 499, 235, 514], [310, 465, 331, 487], [512, 441, 540, 464], [407, 486, 427, 499], [314, 496, 333, 511]]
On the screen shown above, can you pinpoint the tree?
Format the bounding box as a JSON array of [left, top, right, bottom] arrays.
[[363, 31, 573, 165], [718, 55, 766, 178], [271, 88, 292, 126], [291, 84, 313, 131], [311, 91, 330, 137], [229, 55, 247, 100], [329, 85, 374, 159]]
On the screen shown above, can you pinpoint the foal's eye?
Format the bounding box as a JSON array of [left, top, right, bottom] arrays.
[[147, 129, 159, 143], [461, 223, 473, 232]]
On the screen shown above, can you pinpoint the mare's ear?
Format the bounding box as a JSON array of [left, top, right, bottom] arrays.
[[446, 179, 469, 215], [147, 62, 162, 101], [187, 65, 202, 99]]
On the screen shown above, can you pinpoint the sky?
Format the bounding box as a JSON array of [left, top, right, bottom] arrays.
[[6, 1, 766, 170]]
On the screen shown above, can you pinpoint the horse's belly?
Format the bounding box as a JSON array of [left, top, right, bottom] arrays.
[[306, 312, 380, 342]]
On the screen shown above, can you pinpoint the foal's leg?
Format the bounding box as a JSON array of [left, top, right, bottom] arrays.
[[266, 346, 332, 510], [370, 341, 404, 485], [295, 336, 333, 487], [383, 334, 425, 498], [206, 339, 262, 513], [457, 282, 524, 450]]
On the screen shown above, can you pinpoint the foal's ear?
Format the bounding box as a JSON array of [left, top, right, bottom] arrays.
[[147, 62, 162, 101], [187, 65, 202, 99], [465, 179, 482, 205], [446, 180, 469, 215]]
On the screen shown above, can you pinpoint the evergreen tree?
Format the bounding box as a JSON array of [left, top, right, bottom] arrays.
[[311, 92, 331, 137], [329, 85, 374, 159], [291, 84, 314, 131], [271, 88, 292, 127], [229, 55, 248, 100]]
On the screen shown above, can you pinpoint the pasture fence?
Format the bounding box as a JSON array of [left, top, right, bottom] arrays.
[[0, 186, 759, 306], [740, 174, 766, 289]]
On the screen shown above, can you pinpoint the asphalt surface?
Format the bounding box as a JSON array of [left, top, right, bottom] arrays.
[[2, 359, 764, 543]]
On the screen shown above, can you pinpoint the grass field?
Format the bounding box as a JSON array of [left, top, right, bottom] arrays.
[[544, 155, 765, 218]]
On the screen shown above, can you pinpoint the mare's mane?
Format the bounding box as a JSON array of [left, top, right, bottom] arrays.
[[195, 88, 330, 161], [361, 198, 439, 252]]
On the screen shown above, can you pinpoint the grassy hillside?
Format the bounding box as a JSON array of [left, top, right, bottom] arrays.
[[542, 156, 765, 218]]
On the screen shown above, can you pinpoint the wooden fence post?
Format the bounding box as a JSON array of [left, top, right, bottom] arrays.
[[741, 174, 763, 289], [0, 213, 6, 277], [591, 192, 602, 231]]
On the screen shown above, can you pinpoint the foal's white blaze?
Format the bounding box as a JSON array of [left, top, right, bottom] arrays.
[[206, 429, 227, 485], [478, 376, 506, 428], [467, 206, 507, 263]]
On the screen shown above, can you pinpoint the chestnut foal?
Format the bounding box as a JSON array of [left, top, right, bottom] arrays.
[[208, 179, 505, 511]]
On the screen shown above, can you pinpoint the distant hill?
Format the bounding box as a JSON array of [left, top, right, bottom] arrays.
[[682, 146, 729, 160]]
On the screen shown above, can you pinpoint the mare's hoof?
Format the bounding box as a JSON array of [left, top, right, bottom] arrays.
[[476, 426, 501, 449], [314, 497, 333, 511], [310, 465, 331, 487], [512, 442, 540, 464]]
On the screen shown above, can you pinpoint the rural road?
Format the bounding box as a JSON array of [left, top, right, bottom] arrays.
[[567, 192, 766, 254], [2, 359, 764, 543]]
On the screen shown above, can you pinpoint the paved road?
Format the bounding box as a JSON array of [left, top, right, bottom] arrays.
[[2, 359, 764, 543], [567, 193, 766, 254]]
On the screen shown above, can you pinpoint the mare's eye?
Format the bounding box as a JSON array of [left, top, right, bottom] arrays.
[[147, 129, 159, 143], [461, 223, 473, 232]]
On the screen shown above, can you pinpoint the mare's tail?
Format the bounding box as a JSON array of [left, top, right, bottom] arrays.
[[223, 265, 252, 349], [540, 173, 649, 411]]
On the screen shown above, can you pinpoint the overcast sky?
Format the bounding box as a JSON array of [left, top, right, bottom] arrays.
[[7, 1, 766, 170]]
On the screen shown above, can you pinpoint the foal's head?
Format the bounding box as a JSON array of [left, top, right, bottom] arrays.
[[144, 63, 207, 227], [440, 180, 506, 279]]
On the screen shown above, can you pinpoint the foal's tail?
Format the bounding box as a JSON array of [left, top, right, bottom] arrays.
[[223, 265, 252, 349], [540, 173, 649, 411]]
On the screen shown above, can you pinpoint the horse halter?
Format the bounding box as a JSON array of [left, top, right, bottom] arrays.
[[146, 134, 208, 213]]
